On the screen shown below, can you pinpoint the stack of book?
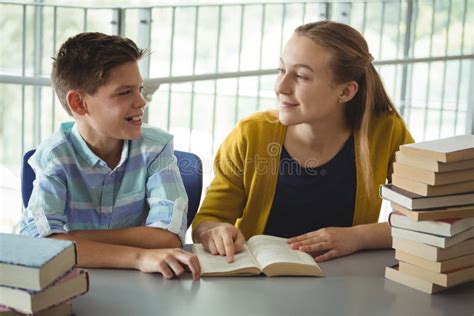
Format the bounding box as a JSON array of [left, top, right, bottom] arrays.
[[381, 135, 474, 294], [0, 234, 89, 315]]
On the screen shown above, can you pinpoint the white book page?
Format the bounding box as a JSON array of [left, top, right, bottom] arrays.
[[192, 244, 260, 274], [247, 235, 316, 269]]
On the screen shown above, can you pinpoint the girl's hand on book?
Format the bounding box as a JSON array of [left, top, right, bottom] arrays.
[[199, 223, 245, 263], [136, 248, 201, 280], [287, 227, 362, 262]]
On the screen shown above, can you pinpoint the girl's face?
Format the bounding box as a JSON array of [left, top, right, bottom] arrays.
[[275, 34, 346, 127]]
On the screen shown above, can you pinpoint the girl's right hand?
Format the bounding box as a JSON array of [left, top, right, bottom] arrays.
[[198, 223, 245, 263], [136, 248, 201, 280]]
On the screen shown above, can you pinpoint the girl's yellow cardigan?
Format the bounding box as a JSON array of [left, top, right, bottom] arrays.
[[192, 111, 414, 240]]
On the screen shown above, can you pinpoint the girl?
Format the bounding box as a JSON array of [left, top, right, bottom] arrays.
[[192, 21, 413, 263]]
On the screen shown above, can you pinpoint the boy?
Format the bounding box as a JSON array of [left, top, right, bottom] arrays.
[[20, 32, 200, 280]]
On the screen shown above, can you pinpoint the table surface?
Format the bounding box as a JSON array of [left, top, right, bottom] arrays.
[[73, 249, 474, 316]]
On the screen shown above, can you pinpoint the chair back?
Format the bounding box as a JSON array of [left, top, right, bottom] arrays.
[[174, 150, 203, 227], [21, 150, 36, 209], [21, 149, 202, 228]]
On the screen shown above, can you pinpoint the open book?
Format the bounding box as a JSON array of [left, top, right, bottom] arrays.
[[192, 235, 324, 277]]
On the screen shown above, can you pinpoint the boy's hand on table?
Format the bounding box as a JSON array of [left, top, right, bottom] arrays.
[[136, 248, 201, 280], [198, 223, 245, 263]]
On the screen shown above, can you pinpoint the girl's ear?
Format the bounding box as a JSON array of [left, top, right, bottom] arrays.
[[339, 81, 359, 104], [66, 90, 87, 115]]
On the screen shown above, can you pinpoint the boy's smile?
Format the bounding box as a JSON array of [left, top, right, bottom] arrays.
[[125, 114, 143, 125]]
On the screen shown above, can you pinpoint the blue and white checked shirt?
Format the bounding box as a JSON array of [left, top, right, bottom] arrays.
[[20, 122, 188, 243]]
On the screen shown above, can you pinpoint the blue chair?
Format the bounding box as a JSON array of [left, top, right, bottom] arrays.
[[174, 151, 203, 227], [22, 149, 203, 228]]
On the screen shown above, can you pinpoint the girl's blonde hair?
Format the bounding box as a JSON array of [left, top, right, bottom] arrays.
[[294, 21, 400, 195]]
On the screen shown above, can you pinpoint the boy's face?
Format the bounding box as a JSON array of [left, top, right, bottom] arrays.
[[81, 61, 146, 141]]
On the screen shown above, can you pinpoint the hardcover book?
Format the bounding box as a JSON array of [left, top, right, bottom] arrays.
[[390, 202, 474, 221], [392, 162, 474, 186], [392, 237, 474, 261], [398, 135, 474, 163], [380, 184, 474, 210], [389, 213, 474, 237], [395, 250, 474, 273], [392, 174, 474, 197], [385, 266, 445, 294], [0, 302, 72, 316], [0, 234, 76, 291], [398, 261, 474, 287], [0, 269, 88, 315], [395, 151, 474, 172], [391, 227, 474, 248]]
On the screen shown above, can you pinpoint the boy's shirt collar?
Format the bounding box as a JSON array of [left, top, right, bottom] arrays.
[[66, 122, 130, 170]]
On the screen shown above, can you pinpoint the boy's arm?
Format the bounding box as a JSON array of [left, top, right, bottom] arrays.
[[144, 140, 188, 245], [20, 153, 182, 249], [51, 233, 142, 268], [49, 233, 200, 279], [64, 226, 181, 249], [20, 170, 69, 237]]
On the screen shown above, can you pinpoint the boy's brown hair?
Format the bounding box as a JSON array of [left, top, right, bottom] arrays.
[[51, 32, 146, 115]]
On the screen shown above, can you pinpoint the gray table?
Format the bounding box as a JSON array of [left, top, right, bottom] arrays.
[[73, 249, 474, 315]]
